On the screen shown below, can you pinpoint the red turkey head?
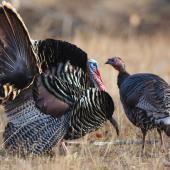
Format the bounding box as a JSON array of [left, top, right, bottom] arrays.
[[105, 57, 125, 72]]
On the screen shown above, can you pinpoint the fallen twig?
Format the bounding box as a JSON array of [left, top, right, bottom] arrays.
[[66, 139, 159, 146]]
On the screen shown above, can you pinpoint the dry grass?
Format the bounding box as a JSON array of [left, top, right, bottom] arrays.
[[0, 34, 170, 170], [1, 0, 170, 169]]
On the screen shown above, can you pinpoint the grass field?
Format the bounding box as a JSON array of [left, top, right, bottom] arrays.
[[0, 34, 170, 170], [1, 0, 170, 169]]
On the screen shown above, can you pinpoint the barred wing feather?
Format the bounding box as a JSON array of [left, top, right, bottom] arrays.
[[33, 39, 94, 90], [64, 89, 115, 140]]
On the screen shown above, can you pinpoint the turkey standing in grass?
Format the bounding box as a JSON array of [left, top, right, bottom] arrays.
[[106, 57, 170, 152], [0, 2, 119, 155]]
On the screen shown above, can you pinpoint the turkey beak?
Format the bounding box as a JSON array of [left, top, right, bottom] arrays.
[[105, 60, 109, 64], [109, 117, 119, 136], [105, 59, 112, 65]]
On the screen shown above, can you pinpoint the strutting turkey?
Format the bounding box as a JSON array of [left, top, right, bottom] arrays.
[[0, 2, 119, 155], [106, 57, 170, 152]]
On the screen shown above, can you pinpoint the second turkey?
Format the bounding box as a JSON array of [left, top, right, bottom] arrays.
[[105, 56, 170, 152]]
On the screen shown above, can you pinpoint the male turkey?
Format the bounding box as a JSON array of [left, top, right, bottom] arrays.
[[0, 2, 119, 155], [106, 57, 170, 152]]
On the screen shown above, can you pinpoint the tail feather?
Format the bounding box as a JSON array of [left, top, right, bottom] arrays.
[[0, 2, 37, 89]]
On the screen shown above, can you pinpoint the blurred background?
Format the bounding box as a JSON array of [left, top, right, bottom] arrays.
[[10, 0, 170, 39]]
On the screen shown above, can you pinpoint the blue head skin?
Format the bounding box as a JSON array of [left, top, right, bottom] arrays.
[[87, 59, 106, 91]]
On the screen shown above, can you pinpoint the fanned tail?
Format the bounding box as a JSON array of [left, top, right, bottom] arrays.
[[0, 2, 37, 90]]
